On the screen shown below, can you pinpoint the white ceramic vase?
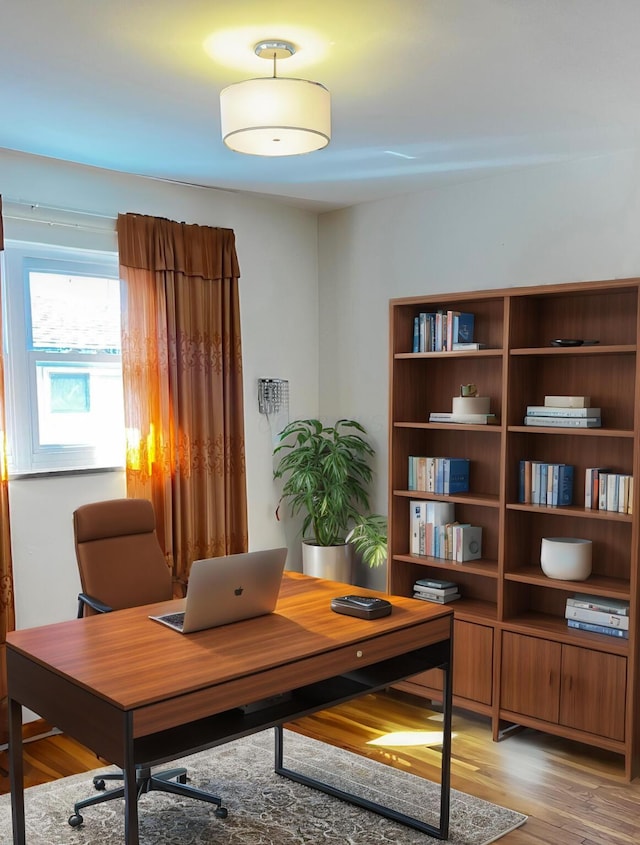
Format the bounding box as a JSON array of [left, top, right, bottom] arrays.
[[540, 537, 592, 581]]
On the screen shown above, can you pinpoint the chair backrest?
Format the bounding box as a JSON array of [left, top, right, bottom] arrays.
[[74, 498, 173, 615]]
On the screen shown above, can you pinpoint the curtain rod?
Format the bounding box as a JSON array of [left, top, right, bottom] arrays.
[[3, 197, 116, 222], [2, 198, 117, 235]]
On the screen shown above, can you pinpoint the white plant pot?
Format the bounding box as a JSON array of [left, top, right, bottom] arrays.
[[302, 541, 353, 584]]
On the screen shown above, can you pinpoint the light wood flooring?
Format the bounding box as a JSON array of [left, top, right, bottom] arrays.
[[1, 690, 639, 844]]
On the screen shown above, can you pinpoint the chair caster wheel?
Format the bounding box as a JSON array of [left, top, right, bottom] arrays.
[[178, 774, 187, 784], [215, 806, 228, 819], [68, 813, 84, 827], [93, 778, 106, 790]]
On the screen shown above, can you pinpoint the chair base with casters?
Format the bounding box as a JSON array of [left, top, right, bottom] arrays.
[[68, 764, 228, 827]]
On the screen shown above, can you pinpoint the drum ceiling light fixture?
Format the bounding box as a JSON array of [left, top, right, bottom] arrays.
[[220, 40, 331, 157]]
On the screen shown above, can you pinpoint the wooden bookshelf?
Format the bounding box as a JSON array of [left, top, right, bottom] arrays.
[[387, 279, 640, 779]]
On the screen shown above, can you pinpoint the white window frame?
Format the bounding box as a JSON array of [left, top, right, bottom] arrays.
[[2, 240, 124, 475]]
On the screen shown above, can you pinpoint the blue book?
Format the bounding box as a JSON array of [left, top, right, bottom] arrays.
[[453, 312, 474, 343], [435, 458, 445, 495], [413, 316, 420, 353], [567, 619, 628, 639], [443, 458, 470, 494], [558, 464, 574, 506], [518, 460, 525, 503], [539, 463, 548, 506]]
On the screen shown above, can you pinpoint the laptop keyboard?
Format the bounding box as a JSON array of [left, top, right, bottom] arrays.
[[160, 612, 185, 630]]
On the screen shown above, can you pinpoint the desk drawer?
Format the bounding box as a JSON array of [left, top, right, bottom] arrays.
[[133, 615, 451, 737]]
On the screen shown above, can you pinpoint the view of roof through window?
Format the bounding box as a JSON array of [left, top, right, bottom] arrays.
[[29, 272, 121, 353]]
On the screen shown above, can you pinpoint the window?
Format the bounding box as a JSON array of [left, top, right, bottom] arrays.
[[2, 241, 125, 474]]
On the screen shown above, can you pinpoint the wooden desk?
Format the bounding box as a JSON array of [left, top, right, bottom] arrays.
[[7, 573, 453, 844]]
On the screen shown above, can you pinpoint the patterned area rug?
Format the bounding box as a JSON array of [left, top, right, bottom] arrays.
[[0, 729, 526, 844]]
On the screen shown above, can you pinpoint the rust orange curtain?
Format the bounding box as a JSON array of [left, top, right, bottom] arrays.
[[117, 213, 248, 590], [0, 196, 16, 744]]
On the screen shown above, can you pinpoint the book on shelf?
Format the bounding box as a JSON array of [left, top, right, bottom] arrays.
[[451, 342, 487, 351], [519, 461, 573, 506], [567, 618, 629, 639], [566, 593, 629, 616], [410, 500, 455, 555], [450, 311, 475, 345], [414, 584, 459, 600], [524, 415, 601, 428], [565, 604, 629, 630], [584, 467, 609, 509], [429, 412, 497, 425], [442, 458, 470, 494], [525, 406, 601, 418], [412, 309, 475, 352], [544, 395, 591, 408], [593, 472, 633, 514], [408, 456, 470, 494], [412, 592, 461, 604], [415, 577, 458, 590], [453, 524, 482, 562]]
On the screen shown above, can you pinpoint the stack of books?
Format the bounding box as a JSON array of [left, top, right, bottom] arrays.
[[524, 395, 601, 428], [412, 310, 475, 352], [518, 460, 574, 506], [410, 500, 483, 561], [412, 577, 461, 604], [585, 467, 633, 514], [565, 593, 630, 639], [408, 456, 470, 494], [429, 411, 496, 425]]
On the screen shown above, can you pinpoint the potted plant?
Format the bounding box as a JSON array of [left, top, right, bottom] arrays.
[[274, 418, 387, 581]]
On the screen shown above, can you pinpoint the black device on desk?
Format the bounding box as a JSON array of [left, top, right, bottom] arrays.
[[331, 595, 393, 619]]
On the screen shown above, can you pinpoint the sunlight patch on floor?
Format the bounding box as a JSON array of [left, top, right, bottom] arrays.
[[367, 730, 455, 748]]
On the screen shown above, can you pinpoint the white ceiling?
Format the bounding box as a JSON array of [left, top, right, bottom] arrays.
[[2, 0, 640, 213]]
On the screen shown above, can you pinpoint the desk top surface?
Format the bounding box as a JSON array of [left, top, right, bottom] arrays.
[[7, 573, 451, 711]]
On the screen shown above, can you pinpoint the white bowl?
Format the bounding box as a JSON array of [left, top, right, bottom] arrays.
[[540, 537, 592, 581]]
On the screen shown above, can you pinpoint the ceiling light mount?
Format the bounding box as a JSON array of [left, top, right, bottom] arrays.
[[220, 38, 331, 157], [254, 41, 296, 62]]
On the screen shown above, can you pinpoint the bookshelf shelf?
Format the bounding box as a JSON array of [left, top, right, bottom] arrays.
[[395, 349, 504, 360], [395, 490, 501, 508], [388, 278, 640, 779], [508, 425, 634, 438], [504, 566, 630, 598], [502, 611, 629, 656], [393, 552, 499, 579], [510, 344, 636, 356], [506, 502, 633, 522]]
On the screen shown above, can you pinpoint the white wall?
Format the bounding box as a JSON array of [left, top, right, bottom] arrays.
[[1, 148, 320, 629], [7, 144, 640, 621], [318, 149, 640, 587]]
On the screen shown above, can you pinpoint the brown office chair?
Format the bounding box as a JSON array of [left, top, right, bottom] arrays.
[[69, 497, 228, 827]]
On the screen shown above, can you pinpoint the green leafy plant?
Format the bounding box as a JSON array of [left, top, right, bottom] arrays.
[[274, 418, 387, 567]]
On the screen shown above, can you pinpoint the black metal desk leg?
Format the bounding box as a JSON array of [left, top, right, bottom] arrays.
[[122, 722, 139, 845], [274, 648, 453, 840], [9, 696, 25, 845], [439, 649, 453, 839]]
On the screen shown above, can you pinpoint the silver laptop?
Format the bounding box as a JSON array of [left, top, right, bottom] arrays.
[[150, 547, 287, 634]]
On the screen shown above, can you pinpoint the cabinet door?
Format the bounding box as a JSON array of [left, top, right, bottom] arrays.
[[560, 645, 626, 741], [500, 632, 561, 722], [413, 620, 494, 705], [452, 620, 493, 704]]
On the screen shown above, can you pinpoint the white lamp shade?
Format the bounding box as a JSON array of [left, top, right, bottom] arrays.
[[220, 77, 331, 156]]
